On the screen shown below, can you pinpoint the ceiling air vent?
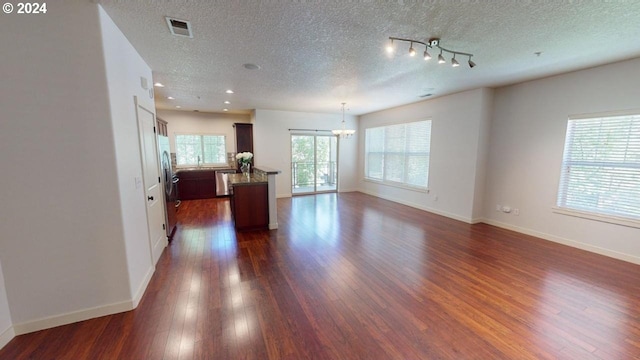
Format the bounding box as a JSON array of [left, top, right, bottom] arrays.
[[165, 17, 193, 38]]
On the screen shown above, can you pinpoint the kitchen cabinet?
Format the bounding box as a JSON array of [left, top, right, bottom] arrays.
[[176, 169, 217, 200], [235, 123, 253, 156]]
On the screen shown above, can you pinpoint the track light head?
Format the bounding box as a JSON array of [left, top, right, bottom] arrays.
[[438, 50, 446, 64], [409, 42, 416, 56], [423, 47, 431, 61], [386, 39, 395, 54], [451, 56, 460, 67], [468, 57, 476, 68]]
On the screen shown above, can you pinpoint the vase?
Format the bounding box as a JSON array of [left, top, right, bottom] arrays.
[[241, 163, 250, 176]]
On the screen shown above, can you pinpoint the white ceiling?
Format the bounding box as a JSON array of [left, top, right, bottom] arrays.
[[98, 1, 640, 116]]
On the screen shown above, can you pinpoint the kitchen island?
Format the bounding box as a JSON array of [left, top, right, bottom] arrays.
[[228, 167, 280, 231]]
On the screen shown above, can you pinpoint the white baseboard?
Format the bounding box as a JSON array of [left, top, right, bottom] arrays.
[[0, 325, 15, 350], [357, 189, 475, 224], [481, 218, 640, 265], [12, 300, 133, 336], [131, 266, 155, 308]]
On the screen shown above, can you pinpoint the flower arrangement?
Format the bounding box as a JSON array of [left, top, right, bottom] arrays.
[[236, 152, 253, 165], [236, 152, 253, 175]]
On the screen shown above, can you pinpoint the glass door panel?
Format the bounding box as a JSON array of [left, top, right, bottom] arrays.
[[292, 134, 338, 195]]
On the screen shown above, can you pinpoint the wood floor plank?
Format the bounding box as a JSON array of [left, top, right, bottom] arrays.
[[1, 192, 639, 359]]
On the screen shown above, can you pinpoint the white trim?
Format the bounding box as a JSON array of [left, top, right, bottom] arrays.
[[552, 206, 640, 229], [131, 266, 155, 308], [13, 300, 133, 336], [362, 178, 429, 193], [357, 189, 474, 224], [480, 218, 640, 266], [0, 325, 15, 350], [568, 108, 640, 120]]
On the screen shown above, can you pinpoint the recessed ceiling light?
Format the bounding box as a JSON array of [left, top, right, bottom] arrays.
[[225, 89, 234, 94], [224, 101, 230, 104], [167, 96, 175, 100], [223, 108, 229, 112], [176, 105, 181, 109], [154, 82, 165, 87], [243, 63, 261, 70]]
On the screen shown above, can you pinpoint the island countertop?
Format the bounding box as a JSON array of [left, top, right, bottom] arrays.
[[227, 173, 268, 186]]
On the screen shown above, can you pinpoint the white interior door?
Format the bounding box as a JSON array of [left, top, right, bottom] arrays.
[[135, 97, 167, 265]]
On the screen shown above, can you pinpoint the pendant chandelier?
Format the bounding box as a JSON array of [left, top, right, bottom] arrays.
[[332, 102, 356, 138]]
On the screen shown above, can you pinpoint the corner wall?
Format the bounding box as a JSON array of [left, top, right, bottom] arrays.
[[357, 88, 494, 223], [0, 1, 149, 339], [99, 5, 157, 305], [484, 58, 640, 264]]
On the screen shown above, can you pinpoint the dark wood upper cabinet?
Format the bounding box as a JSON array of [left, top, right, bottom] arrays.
[[234, 123, 253, 156]]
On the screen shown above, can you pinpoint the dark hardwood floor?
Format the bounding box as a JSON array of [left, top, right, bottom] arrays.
[[1, 192, 639, 359]]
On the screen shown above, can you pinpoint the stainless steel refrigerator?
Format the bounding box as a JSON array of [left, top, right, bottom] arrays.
[[158, 135, 178, 238]]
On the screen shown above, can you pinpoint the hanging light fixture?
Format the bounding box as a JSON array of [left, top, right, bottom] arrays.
[[332, 103, 356, 138], [387, 37, 476, 68]]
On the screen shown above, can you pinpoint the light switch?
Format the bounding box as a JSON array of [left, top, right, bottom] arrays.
[[135, 176, 143, 189]]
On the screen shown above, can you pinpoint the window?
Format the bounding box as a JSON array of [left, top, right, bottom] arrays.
[[175, 134, 227, 166], [557, 113, 640, 221], [365, 120, 431, 189]]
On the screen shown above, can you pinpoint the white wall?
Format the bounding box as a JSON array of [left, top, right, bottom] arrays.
[[0, 1, 144, 336], [157, 109, 251, 165], [0, 262, 13, 349], [357, 88, 494, 223], [99, 6, 156, 305], [484, 58, 640, 264], [253, 109, 358, 197]]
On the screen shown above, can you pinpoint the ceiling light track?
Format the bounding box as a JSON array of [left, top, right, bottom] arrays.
[[387, 37, 475, 68]]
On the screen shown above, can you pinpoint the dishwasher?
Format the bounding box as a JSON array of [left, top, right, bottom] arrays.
[[215, 169, 237, 197]]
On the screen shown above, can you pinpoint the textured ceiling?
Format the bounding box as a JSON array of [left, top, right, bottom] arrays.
[[98, 1, 640, 116]]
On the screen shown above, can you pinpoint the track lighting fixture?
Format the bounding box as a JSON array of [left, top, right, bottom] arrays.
[[387, 37, 476, 68]]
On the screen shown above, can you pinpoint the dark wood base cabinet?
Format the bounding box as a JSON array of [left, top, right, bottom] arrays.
[[177, 170, 216, 200], [230, 184, 268, 231]]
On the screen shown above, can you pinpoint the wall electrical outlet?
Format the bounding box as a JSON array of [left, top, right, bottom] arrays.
[[513, 208, 520, 216], [496, 204, 501, 211]]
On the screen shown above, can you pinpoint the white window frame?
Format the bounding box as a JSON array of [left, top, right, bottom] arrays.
[[175, 133, 227, 167], [364, 119, 431, 191], [553, 110, 640, 228]]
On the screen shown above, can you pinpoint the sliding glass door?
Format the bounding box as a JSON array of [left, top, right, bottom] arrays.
[[291, 134, 338, 195]]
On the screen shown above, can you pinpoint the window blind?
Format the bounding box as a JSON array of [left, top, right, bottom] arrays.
[[365, 120, 431, 189], [557, 114, 640, 219]]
